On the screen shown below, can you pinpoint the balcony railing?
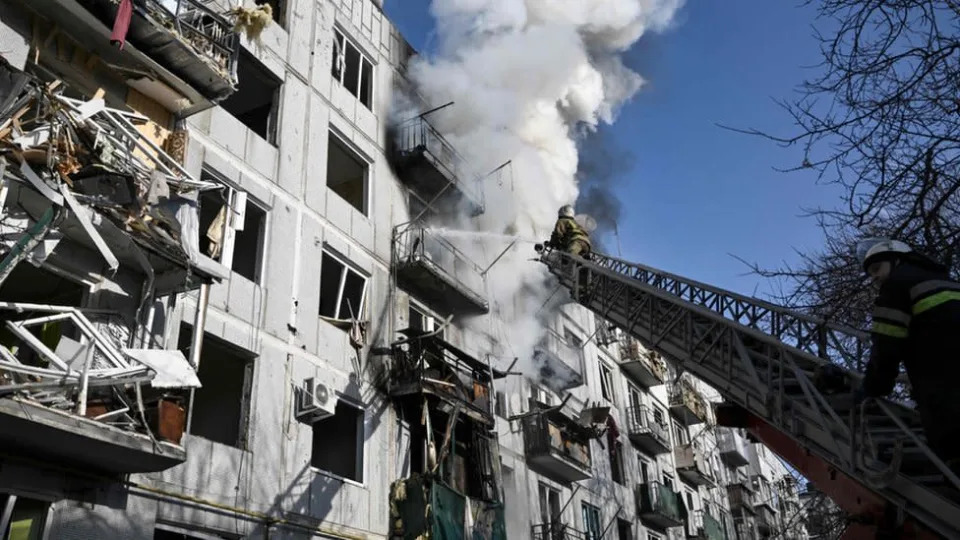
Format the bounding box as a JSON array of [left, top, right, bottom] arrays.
[[521, 412, 592, 484], [24, 0, 238, 109], [668, 380, 708, 425], [626, 405, 671, 455], [726, 481, 757, 516], [618, 335, 668, 387], [674, 443, 715, 486], [531, 523, 588, 540], [717, 428, 750, 468], [638, 482, 685, 529], [394, 225, 489, 314], [687, 510, 727, 540], [735, 516, 758, 539], [756, 506, 775, 536], [392, 116, 484, 213], [752, 477, 777, 512]]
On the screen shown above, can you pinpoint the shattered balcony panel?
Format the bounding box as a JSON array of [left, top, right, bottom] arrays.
[[1, 70, 231, 293], [387, 331, 505, 425], [668, 379, 708, 425], [531, 330, 584, 393], [391, 117, 484, 215], [674, 443, 715, 486], [394, 226, 489, 314], [18, 0, 238, 112], [521, 410, 592, 484], [625, 405, 671, 455], [0, 303, 201, 474], [637, 481, 685, 529]]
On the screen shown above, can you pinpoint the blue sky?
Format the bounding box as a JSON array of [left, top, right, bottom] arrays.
[[385, 0, 842, 298]]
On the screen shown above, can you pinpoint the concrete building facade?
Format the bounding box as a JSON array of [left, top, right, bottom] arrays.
[[0, 0, 810, 538]]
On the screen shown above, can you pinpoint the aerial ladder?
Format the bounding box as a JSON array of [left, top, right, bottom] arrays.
[[537, 246, 960, 539]]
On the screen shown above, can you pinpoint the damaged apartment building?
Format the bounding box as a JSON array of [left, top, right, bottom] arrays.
[[0, 0, 809, 538]]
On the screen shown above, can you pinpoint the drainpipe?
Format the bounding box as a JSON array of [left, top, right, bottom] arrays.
[[185, 282, 210, 433]]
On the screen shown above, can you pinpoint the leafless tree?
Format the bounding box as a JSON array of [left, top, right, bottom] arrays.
[[734, 1, 960, 337]]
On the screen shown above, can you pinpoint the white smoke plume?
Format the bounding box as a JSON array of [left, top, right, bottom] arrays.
[[400, 0, 683, 381]]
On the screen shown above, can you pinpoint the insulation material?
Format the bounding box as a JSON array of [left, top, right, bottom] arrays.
[[123, 348, 201, 388]]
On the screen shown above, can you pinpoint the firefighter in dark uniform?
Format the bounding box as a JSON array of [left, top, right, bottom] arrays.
[[549, 205, 591, 258], [858, 238, 960, 477]]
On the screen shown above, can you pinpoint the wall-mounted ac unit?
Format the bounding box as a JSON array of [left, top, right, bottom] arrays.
[[295, 377, 337, 423]]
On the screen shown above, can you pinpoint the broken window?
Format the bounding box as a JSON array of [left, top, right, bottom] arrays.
[[178, 325, 254, 448], [318, 251, 367, 320], [254, 0, 285, 25], [598, 361, 615, 402], [331, 29, 373, 109], [326, 132, 369, 214], [610, 441, 625, 485], [197, 170, 268, 284], [220, 49, 281, 144], [494, 390, 508, 418], [581, 502, 602, 540], [0, 264, 86, 307], [616, 519, 632, 540], [673, 421, 689, 445], [538, 484, 561, 527], [408, 303, 444, 339], [311, 400, 364, 482], [0, 494, 49, 539]]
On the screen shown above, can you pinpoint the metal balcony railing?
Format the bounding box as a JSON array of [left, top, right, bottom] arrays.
[[521, 413, 592, 472], [626, 405, 671, 453], [688, 510, 727, 540], [618, 334, 668, 386], [638, 482, 685, 527], [674, 443, 715, 486], [531, 523, 588, 540], [141, 0, 238, 74], [393, 225, 488, 313], [393, 116, 484, 209]]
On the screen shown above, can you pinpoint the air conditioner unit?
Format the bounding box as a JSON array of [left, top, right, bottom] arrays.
[[295, 377, 337, 423]]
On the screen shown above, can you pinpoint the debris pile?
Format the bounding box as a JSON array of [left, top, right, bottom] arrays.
[[0, 59, 221, 274]]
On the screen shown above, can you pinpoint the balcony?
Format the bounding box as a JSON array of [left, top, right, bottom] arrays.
[[521, 409, 592, 484], [734, 516, 758, 540], [752, 477, 778, 513], [686, 511, 727, 540], [756, 506, 775, 537], [391, 116, 485, 215], [618, 336, 668, 387], [626, 405, 671, 455], [394, 225, 489, 314], [18, 0, 238, 114], [532, 330, 585, 393], [726, 481, 757, 517], [674, 444, 715, 486], [0, 306, 200, 474], [638, 482, 686, 529], [388, 332, 506, 426], [717, 428, 750, 468], [668, 380, 708, 425], [532, 523, 588, 540]]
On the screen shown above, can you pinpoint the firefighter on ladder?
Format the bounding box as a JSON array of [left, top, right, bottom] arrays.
[[857, 238, 960, 479], [549, 205, 592, 258]]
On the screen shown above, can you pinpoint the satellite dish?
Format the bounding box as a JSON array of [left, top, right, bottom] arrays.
[[575, 214, 598, 233]]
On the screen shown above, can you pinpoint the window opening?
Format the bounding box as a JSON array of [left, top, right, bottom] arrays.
[[318, 251, 367, 321], [598, 362, 614, 402], [220, 49, 281, 144], [331, 29, 373, 109], [326, 132, 369, 214], [311, 400, 364, 482]]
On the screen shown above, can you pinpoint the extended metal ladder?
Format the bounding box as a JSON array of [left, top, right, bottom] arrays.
[[540, 248, 960, 539]]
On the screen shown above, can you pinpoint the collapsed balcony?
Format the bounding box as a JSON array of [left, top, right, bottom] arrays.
[[717, 427, 750, 467], [520, 405, 593, 484], [618, 334, 667, 387], [1, 71, 232, 295], [393, 225, 489, 314], [637, 481, 686, 529], [16, 0, 239, 115], [0, 304, 200, 474], [390, 116, 484, 215], [668, 379, 708, 426], [388, 331, 505, 426], [625, 405, 671, 455], [674, 443, 715, 486]]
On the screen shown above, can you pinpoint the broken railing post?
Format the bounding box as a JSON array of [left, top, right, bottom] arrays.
[[0, 207, 59, 286]]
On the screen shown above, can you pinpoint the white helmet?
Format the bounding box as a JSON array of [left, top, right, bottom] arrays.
[[856, 238, 912, 272], [559, 204, 575, 218]]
